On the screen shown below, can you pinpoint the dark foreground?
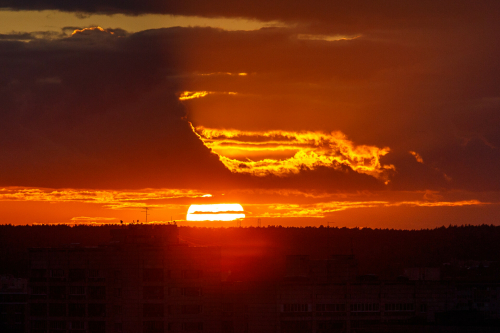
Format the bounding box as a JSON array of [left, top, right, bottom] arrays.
[[1, 224, 500, 332]]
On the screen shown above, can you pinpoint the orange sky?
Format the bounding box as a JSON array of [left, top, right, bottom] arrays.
[[0, 2, 499, 227]]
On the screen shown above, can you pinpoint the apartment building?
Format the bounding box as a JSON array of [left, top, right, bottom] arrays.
[[28, 224, 222, 333], [25, 226, 500, 333]]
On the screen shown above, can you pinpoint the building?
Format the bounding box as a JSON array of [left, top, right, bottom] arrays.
[[26, 226, 500, 333], [0, 274, 28, 333], [28, 224, 222, 333]]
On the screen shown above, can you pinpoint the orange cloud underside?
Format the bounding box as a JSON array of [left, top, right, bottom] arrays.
[[72, 26, 113, 36], [193, 125, 394, 179], [179, 91, 237, 100], [0, 187, 210, 210], [257, 200, 487, 218]]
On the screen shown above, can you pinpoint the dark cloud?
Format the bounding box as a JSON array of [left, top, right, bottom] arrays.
[[1, 12, 499, 194], [1, 1, 498, 33], [0, 32, 35, 40], [0, 30, 231, 189]]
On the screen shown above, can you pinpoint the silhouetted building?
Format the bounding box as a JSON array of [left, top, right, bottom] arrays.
[[277, 255, 500, 333], [0, 274, 28, 333], [28, 224, 222, 333], [25, 225, 500, 333]]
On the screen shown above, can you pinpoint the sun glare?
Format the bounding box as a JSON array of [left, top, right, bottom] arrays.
[[186, 204, 245, 221]]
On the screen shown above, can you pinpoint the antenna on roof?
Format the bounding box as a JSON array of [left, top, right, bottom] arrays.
[[141, 207, 150, 223]]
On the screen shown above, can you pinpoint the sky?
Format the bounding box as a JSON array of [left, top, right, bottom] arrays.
[[1, 1, 499, 228]]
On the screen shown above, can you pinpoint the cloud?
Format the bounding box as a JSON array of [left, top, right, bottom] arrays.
[[179, 91, 237, 100], [1, 1, 498, 34], [0, 28, 233, 189], [71, 216, 116, 222], [0, 22, 499, 193], [0, 187, 211, 209], [193, 125, 394, 179], [409, 151, 423, 163], [253, 199, 490, 219]]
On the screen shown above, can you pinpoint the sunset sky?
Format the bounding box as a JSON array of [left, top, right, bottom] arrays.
[[1, 1, 499, 228]]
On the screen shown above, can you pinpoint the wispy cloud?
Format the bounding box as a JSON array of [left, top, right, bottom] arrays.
[[71, 216, 117, 222], [0, 187, 210, 209], [179, 91, 237, 100], [253, 200, 489, 218], [297, 34, 361, 42], [409, 151, 424, 163]]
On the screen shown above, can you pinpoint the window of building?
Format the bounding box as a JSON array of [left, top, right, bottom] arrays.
[[88, 286, 106, 300], [70, 321, 85, 330], [114, 288, 122, 298], [88, 303, 106, 317], [49, 321, 66, 330], [385, 303, 415, 311], [69, 286, 85, 295], [30, 303, 47, 316], [69, 269, 86, 282], [31, 285, 47, 295], [49, 286, 66, 300], [283, 304, 310, 312], [68, 303, 86, 317], [316, 321, 343, 331], [182, 287, 202, 297], [14, 304, 24, 314], [49, 303, 66, 317], [316, 304, 346, 312], [115, 323, 123, 333], [88, 269, 100, 278], [14, 313, 24, 324], [182, 322, 203, 331], [350, 303, 380, 312], [114, 270, 122, 282], [88, 320, 106, 333], [144, 268, 164, 282], [31, 269, 47, 278], [113, 305, 122, 316], [31, 320, 47, 329], [169, 287, 181, 296], [144, 304, 164, 317], [182, 270, 203, 279], [182, 305, 203, 315], [50, 269, 64, 278], [222, 321, 234, 332], [168, 305, 180, 315], [143, 286, 164, 300], [281, 321, 311, 333], [144, 321, 164, 333], [419, 304, 427, 312]]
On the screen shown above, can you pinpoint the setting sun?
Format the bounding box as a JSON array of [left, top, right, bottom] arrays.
[[186, 203, 245, 221]]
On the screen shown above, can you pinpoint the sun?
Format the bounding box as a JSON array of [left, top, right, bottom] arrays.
[[186, 204, 245, 221]]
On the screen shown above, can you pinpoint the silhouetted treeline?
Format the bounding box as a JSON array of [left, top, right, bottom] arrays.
[[2, 224, 500, 280]]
